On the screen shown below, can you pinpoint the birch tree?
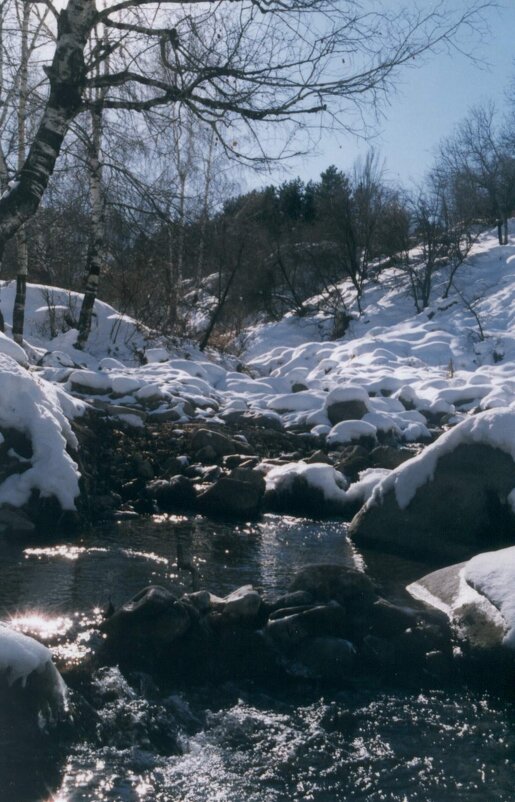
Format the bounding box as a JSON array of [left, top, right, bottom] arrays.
[[0, 0, 494, 305], [1, 0, 52, 340]]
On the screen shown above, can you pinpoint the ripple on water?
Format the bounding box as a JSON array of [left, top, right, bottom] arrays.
[[53, 685, 515, 802], [0, 516, 513, 801]]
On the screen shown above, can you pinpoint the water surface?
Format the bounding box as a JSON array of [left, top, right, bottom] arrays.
[[0, 515, 513, 802]]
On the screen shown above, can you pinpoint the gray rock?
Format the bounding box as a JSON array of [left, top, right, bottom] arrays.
[[106, 404, 148, 422], [349, 443, 515, 562], [370, 445, 417, 470], [294, 636, 355, 678], [146, 475, 197, 511], [0, 507, 35, 535], [326, 399, 368, 426], [304, 450, 332, 465], [192, 428, 252, 457], [222, 585, 262, 619], [182, 590, 218, 613], [361, 634, 396, 671], [333, 445, 371, 480], [289, 564, 376, 612], [132, 454, 154, 480], [407, 561, 506, 651], [101, 586, 194, 667], [195, 445, 218, 463], [148, 407, 181, 423], [221, 410, 284, 431], [263, 470, 351, 518], [223, 454, 250, 469], [228, 467, 266, 492], [0, 628, 68, 748], [267, 590, 314, 612], [197, 476, 264, 519], [265, 601, 347, 651]]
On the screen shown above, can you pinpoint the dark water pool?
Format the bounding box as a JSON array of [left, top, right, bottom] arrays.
[[1, 515, 514, 801]]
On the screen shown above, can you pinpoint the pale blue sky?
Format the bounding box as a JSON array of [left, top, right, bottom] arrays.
[[266, 3, 515, 190]]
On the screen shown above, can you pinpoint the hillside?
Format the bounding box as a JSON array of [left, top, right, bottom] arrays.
[[0, 220, 514, 520]]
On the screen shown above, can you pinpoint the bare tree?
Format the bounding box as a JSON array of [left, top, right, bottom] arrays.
[[0, 0, 494, 267], [438, 103, 515, 245]]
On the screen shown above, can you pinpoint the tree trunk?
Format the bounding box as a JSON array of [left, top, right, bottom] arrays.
[[0, 0, 94, 257], [75, 106, 105, 349], [199, 242, 243, 351], [12, 230, 29, 343], [195, 129, 215, 287], [12, 0, 30, 345], [164, 223, 177, 330]]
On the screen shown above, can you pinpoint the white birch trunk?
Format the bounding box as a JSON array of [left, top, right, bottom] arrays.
[[12, 0, 31, 345]]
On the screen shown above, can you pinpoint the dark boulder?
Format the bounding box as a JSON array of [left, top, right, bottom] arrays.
[[289, 564, 377, 613], [349, 442, 515, 563], [294, 636, 355, 679], [326, 399, 368, 426], [191, 428, 253, 458], [197, 475, 264, 519], [265, 601, 348, 651], [146, 475, 197, 512], [100, 586, 197, 671]]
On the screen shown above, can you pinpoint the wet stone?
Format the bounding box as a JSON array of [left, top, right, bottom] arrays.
[[197, 477, 264, 519], [265, 601, 348, 651], [146, 476, 197, 512], [294, 637, 356, 679], [191, 428, 253, 458], [0, 507, 35, 535], [289, 564, 377, 613]]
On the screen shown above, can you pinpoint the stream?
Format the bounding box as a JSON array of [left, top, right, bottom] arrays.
[[1, 514, 514, 801]]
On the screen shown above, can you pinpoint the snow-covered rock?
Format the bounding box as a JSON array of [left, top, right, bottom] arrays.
[[0, 623, 68, 739], [407, 545, 515, 653], [0, 355, 82, 512], [0, 331, 28, 366], [324, 386, 370, 426], [263, 461, 350, 517], [349, 408, 515, 562], [327, 419, 378, 447]]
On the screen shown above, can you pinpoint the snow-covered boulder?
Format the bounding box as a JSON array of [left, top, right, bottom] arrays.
[[0, 624, 68, 743], [0, 355, 82, 518], [327, 419, 378, 447], [324, 386, 370, 426], [263, 461, 350, 517], [0, 331, 28, 366], [407, 545, 515, 654], [349, 409, 515, 562]]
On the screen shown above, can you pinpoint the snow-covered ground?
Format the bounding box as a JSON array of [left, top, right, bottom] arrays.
[[1, 222, 515, 516]]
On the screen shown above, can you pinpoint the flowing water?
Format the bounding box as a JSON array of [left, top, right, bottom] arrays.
[[1, 515, 514, 802]]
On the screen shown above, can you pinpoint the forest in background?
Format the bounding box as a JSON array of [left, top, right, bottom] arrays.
[[0, 0, 509, 351]]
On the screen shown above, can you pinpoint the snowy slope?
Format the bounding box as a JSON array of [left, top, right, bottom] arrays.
[[1, 222, 515, 513]]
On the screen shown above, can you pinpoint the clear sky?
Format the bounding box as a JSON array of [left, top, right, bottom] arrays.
[[260, 2, 515, 191]]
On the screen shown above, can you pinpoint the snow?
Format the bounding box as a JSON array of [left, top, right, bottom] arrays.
[[69, 369, 111, 392], [327, 419, 377, 446], [465, 546, 515, 648], [0, 623, 54, 686], [0, 331, 28, 365], [359, 408, 515, 511], [3, 223, 515, 520], [408, 545, 515, 651], [324, 386, 370, 407], [264, 462, 349, 503], [263, 461, 390, 509], [0, 355, 81, 509]]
